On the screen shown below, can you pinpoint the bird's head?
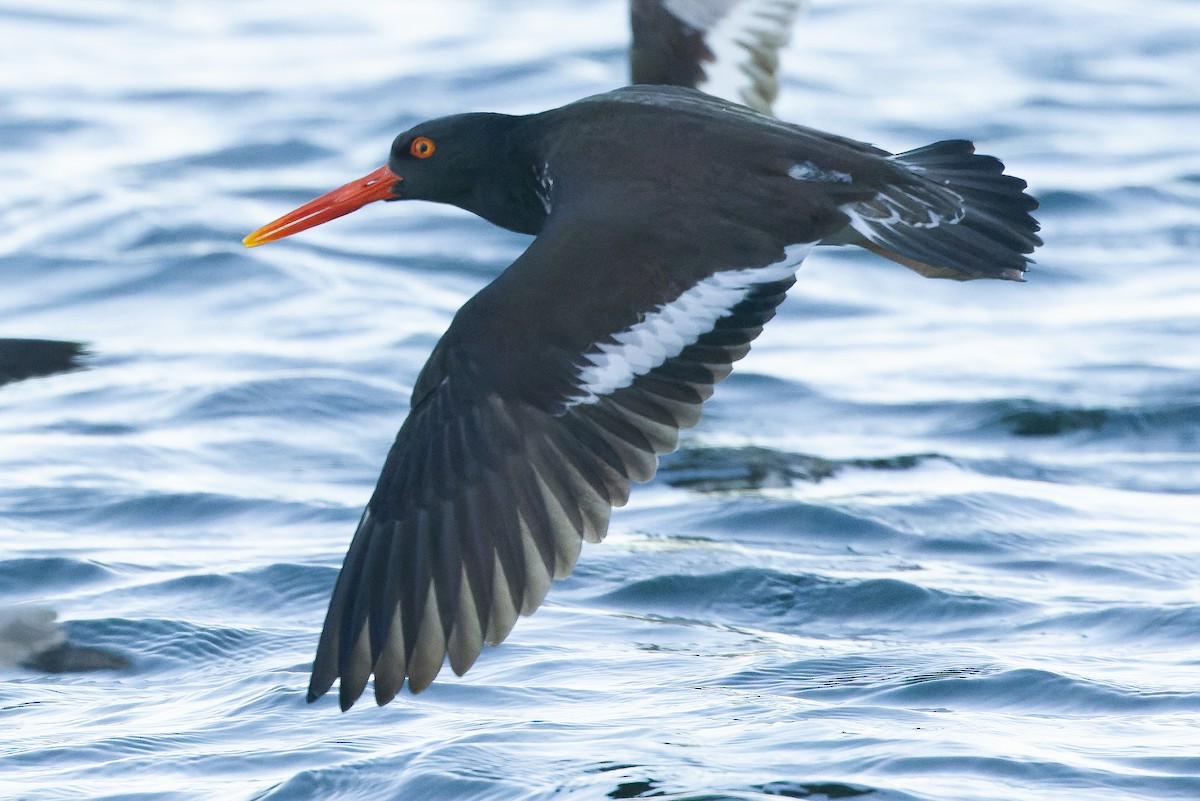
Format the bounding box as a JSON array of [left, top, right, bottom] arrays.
[[243, 112, 539, 247]]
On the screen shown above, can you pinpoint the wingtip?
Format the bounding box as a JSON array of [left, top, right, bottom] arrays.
[[306, 674, 363, 711]]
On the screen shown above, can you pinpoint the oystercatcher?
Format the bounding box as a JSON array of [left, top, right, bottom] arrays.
[[245, 84, 1040, 708]]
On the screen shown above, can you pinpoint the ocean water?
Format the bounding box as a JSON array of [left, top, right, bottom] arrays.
[[2, 0, 1198, 799]]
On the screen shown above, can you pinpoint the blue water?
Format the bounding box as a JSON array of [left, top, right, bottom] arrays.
[[2, 0, 1198, 799]]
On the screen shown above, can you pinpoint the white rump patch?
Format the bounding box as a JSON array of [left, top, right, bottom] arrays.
[[789, 161, 852, 183], [673, 0, 806, 114], [568, 242, 812, 406]]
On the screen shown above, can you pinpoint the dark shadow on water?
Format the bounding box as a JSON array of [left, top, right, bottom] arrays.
[[659, 446, 941, 492]]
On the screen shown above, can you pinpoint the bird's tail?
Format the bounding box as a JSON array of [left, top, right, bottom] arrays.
[[825, 140, 1042, 281]]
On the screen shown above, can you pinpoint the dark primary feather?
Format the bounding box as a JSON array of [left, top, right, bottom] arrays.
[[630, 0, 711, 92]]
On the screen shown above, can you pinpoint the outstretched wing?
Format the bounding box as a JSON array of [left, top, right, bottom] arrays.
[[310, 209, 812, 709], [630, 0, 806, 114]]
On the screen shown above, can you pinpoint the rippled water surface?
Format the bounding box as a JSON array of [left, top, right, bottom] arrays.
[[2, 1, 1199, 799]]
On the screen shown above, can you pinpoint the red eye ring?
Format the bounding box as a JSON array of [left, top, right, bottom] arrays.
[[410, 136, 435, 158]]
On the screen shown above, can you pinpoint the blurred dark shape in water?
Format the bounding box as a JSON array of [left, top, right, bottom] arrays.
[[0, 606, 130, 673], [660, 445, 938, 491], [0, 338, 88, 387]]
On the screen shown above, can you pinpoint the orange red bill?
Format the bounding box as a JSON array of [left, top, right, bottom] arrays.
[[242, 165, 401, 247]]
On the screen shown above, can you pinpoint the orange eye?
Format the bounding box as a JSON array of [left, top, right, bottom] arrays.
[[410, 136, 436, 158]]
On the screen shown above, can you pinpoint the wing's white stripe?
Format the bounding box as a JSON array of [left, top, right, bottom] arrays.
[[567, 242, 812, 406]]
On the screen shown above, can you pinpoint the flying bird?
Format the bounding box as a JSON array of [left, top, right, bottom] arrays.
[[630, 0, 807, 114], [244, 84, 1041, 709]]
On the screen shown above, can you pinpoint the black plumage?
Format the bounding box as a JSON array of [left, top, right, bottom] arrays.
[[244, 85, 1041, 709]]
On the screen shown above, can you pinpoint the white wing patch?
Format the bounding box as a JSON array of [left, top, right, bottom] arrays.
[[567, 242, 812, 406], [670, 0, 806, 114]]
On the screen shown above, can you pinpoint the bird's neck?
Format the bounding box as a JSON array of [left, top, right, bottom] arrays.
[[452, 115, 550, 237]]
